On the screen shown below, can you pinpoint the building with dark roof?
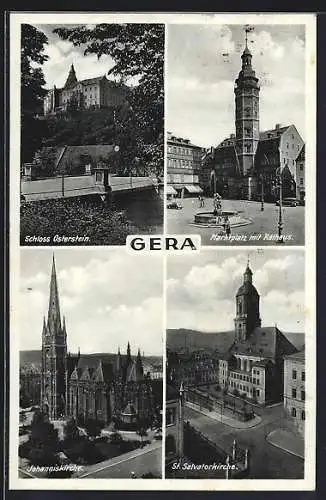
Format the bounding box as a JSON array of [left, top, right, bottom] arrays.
[[43, 64, 128, 116], [200, 37, 305, 201], [219, 262, 299, 405], [40, 255, 155, 426]]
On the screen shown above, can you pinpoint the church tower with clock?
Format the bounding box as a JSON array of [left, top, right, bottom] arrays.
[[234, 260, 261, 342], [234, 28, 260, 179], [41, 255, 67, 420]]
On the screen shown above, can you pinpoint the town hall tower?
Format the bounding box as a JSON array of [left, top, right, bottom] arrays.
[[234, 28, 260, 177]]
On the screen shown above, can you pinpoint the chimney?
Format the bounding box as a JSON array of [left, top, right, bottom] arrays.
[[275, 124, 281, 130], [230, 133, 235, 139]]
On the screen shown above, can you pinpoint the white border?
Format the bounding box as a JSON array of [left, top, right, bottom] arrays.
[[9, 11, 316, 491]]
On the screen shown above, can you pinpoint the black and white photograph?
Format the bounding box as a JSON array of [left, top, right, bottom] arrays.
[[9, 11, 316, 493], [17, 249, 163, 479], [166, 24, 307, 246], [20, 23, 164, 246], [166, 250, 307, 479]]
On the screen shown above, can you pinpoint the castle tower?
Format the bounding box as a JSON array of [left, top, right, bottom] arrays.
[[64, 63, 78, 89], [234, 260, 261, 342], [41, 255, 67, 420], [234, 27, 260, 178]]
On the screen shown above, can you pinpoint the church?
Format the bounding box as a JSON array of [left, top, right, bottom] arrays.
[[218, 261, 299, 405], [201, 31, 305, 202], [41, 256, 154, 426], [43, 63, 128, 116]]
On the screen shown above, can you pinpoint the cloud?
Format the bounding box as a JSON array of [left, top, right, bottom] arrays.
[[167, 24, 306, 147], [19, 250, 163, 355], [167, 250, 305, 333]]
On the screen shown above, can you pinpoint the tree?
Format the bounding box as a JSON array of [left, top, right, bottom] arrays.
[[20, 199, 139, 246], [34, 147, 58, 177], [21, 24, 48, 162], [64, 417, 80, 443], [24, 410, 60, 465], [109, 431, 123, 446], [84, 418, 104, 440], [53, 24, 164, 176]]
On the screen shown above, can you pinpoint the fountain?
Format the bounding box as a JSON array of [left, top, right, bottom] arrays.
[[192, 194, 252, 228]]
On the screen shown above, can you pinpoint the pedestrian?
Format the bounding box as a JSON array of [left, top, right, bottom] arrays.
[[225, 217, 231, 237]]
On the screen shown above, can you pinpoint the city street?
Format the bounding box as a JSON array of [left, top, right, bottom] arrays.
[[77, 441, 162, 479], [167, 197, 304, 246], [184, 405, 304, 479]]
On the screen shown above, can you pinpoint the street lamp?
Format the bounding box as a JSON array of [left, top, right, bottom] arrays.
[[260, 173, 264, 212], [277, 167, 284, 244]]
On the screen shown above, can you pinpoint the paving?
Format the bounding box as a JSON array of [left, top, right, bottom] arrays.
[[76, 441, 162, 479], [183, 405, 304, 479], [167, 197, 304, 246], [266, 428, 304, 459]]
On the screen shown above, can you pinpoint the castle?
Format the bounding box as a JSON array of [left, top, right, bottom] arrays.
[[43, 64, 128, 116], [41, 255, 154, 425], [201, 29, 305, 202]]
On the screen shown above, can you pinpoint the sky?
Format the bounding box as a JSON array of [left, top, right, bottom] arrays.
[[167, 24, 306, 147], [167, 249, 305, 334], [34, 24, 125, 89], [19, 249, 163, 355]]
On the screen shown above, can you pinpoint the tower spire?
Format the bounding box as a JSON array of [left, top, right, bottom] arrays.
[[47, 254, 61, 334], [64, 63, 77, 89]]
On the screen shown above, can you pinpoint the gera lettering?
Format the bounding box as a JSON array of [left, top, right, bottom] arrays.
[[126, 235, 200, 252]]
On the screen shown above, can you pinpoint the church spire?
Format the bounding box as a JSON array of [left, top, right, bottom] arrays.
[[244, 258, 253, 283], [136, 348, 144, 377], [47, 254, 61, 335], [116, 346, 122, 373]]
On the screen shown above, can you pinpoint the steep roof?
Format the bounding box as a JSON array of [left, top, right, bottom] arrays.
[[57, 145, 115, 171], [67, 354, 79, 378], [80, 76, 105, 86], [126, 360, 144, 382], [259, 126, 290, 141], [232, 326, 298, 360]]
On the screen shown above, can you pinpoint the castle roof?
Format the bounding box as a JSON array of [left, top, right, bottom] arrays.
[[232, 326, 298, 360], [80, 76, 105, 86]]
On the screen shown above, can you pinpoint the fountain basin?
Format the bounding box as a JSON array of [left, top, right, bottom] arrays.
[[192, 210, 252, 228]]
